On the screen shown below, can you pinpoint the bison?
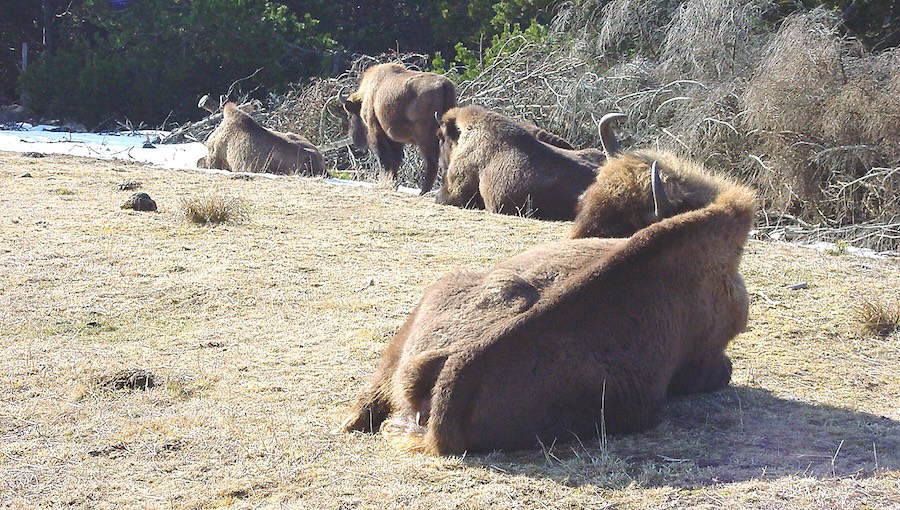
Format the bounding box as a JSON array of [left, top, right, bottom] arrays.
[[434, 105, 624, 220], [342, 160, 756, 455], [341, 63, 457, 194], [198, 102, 325, 175], [570, 149, 741, 239]]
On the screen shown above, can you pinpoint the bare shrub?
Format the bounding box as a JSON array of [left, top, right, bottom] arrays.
[[742, 9, 900, 237], [179, 192, 248, 225], [660, 0, 771, 81], [558, 0, 681, 62]]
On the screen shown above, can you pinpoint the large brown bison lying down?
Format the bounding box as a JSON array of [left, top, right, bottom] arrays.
[[198, 102, 325, 175], [342, 161, 756, 455], [570, 149, 740, 238], [435, 105, 623, 220], [342, 63, 457, 194]]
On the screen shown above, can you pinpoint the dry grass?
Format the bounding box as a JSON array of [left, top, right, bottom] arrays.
[[854, 297, 900, 337], [179, 191, 249, 225], [1, 152, 899, 508]]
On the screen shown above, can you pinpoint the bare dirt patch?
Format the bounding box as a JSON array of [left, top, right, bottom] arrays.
[[1, 152, 898, 508]]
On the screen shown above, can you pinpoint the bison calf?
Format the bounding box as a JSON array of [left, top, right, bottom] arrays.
[[341, 63, 457, 194], [198, 102, 325, 176], [435, 105, 623, 220], [343, 159, 756, 455]]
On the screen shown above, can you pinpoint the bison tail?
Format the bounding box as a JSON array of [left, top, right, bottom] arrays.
[[443, 81, 458, 111]]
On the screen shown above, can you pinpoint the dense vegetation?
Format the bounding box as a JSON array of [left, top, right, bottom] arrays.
[[1, 0, 896, 126], [1, 0, 560, 126]]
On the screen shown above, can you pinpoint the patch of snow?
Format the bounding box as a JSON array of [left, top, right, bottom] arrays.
[[0, 124, 207, 170], [0, 126, 421, 195], [804, 241, 898, 259]]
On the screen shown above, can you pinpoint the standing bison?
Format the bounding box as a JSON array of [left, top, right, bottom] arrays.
[[341, 63, 457, 194], [342, 160, 756, 455], [570, 149, 740, 238], [198, 102, 325, 176], [435, 105, 623, 220]]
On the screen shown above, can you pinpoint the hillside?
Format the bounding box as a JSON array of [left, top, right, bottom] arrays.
[[1, 151, 898, 509]]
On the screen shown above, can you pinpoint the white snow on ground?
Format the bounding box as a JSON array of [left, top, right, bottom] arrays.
[[0, 124, 420, 194], [0, 124, 207, 170]]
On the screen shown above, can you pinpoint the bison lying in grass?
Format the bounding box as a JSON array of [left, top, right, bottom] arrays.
[[343, 159, 756, 455], [434, 105, 623, 220], [198, 102, 325, 176], [341, 63, 457, 194], [571, 149, 742, 239]]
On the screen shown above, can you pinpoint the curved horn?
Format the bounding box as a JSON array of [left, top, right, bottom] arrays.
[[337, 86, 348, 104], [435, 111, 441, 123], [598, 112, 626, 157], [198, 94, 217, 114], [651, 161, 671, 221]]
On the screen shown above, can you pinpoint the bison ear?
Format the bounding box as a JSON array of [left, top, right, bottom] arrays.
[[343, 98, 362, 116], [443, 116, 460, 142]]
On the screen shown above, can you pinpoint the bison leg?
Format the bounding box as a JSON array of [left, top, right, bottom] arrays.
[[418, 137, 440, 195], [667, 354, 733, 397], [342, 304, 421, 433], [373, 136, 405, 183]]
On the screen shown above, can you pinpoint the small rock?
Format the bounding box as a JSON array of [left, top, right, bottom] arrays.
[[122, 192, 157, 212], [17, 172, 32, 178], [117, 180, 142, 191], [142, 142, 156, 149], [22, 152, 45, 158]]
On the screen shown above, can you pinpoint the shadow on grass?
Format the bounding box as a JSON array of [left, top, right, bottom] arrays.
[[467, 386, 899, 488]]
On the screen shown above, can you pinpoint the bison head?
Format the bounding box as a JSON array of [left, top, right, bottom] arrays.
[[436, 111, 461, 175], [571, 151, 733, 239], [341, 94, 368, 149]]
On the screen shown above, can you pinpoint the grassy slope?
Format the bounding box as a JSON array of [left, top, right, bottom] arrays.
[[0, 152, 898, 509]]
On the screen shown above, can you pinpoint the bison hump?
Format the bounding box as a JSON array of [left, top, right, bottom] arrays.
[[475, 269, 540, 314]]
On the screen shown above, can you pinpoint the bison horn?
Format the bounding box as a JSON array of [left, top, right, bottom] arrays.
[[651, 161, 671, 221], [435, 111, 441, 123], [198, 94, 218, 114], [598, 112, 626, 157], [337, 87, 348, 104]]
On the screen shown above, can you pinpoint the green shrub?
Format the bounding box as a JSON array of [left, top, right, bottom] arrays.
[[18, 0, 333, 128]]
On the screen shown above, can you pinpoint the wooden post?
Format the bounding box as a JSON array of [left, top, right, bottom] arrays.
[[21, 42, 30, 107], [43, 0, 56, 53]]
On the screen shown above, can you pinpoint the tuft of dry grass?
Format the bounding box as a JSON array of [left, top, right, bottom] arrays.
[[854, 296, 900, 336], [179, 191, 249, 225]]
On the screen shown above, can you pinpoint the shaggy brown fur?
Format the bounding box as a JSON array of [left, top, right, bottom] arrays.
[[570, 149, 742, 238], [434, 106, 621, 220], [343, 168, 756, 455], [342, 63, 457, 194], [198, 103, 325, 175]]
